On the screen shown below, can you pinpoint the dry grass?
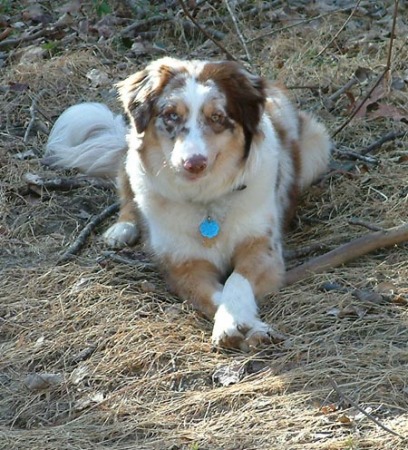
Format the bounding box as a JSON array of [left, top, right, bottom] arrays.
[[1, 1, 408, 449]]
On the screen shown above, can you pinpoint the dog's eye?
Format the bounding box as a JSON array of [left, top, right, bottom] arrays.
[[163, 112, 180, 123], [210, 113, 223, 124]]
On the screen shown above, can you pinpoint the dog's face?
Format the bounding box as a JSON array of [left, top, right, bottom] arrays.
[[118, 58, 266, 190]]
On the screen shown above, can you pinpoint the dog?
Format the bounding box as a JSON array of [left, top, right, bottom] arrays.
[[44, 57, 331, 351]]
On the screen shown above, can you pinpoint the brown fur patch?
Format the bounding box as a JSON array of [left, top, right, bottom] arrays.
[[164, 258, 223, 319], [198, 61, 266, 156], [117, 164, 140, 226], [232, 236, 284, 298], [265, 97, 303, 227]]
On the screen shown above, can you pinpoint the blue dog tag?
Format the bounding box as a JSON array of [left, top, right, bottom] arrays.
[[199, 217, 220, 239]]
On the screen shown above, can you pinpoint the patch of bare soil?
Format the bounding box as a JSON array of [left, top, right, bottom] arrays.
[[1, 1, 407, 449]]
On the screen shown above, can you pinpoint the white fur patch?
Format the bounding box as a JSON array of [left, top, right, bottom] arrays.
[[44, 103, 127, 178], [103, 221, 139, 249], [212, 273, 270, 349]]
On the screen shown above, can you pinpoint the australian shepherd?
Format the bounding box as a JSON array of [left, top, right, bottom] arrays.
[[44, 57, 331, 351]]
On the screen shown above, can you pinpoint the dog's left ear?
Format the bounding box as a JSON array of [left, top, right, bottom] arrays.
[[198, 61, 266, 155], [199, 62, 265, 133], [117, 58, 179, 133]]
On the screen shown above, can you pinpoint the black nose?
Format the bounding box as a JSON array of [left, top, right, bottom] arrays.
[[183, 155, 208, 174]]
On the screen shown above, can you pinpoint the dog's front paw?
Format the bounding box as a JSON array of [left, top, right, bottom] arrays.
[[103, 221, 139, 249], [211, 305, 271, 351]]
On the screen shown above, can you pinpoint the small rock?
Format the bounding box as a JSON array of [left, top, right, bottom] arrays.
[[24, 373, 63, 391], [212, 363, 245, 386]]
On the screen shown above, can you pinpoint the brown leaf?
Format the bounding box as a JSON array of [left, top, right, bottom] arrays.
[[354, 82, 385, 118], [397, 155, 408, 164], [320, 403, 337, 414], [367, 103, 408, 123], [338, 414, 353, 425]]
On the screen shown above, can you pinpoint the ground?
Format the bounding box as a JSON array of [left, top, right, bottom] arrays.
[[1, 1, 408, 449]]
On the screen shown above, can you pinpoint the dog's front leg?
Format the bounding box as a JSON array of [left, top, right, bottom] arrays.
[[165, 259, 224, 320], [212, 236, 285, 351], [103, 166, 140, 248]]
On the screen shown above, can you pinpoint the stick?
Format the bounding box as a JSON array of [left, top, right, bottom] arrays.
[[177, 0, 237, 61], [23, 89, 48, 143], [0, 27, 48, 50], [284, 223, 408, 286], [329, 377, 406, 440], [361, 130, 407, 155], [332, 0, 399, 137], [24, 173, 115, 192], [333, 148, 378, 164], [317, 0, 362, 57], [348, 218, 384, 232], [59, 203, 119, 263], [248, 7, 354, 44], [224, 0, 252, 63], [119, 14, 172, 36], [325, 77, 359, 110], [283, 243, 328, 261]]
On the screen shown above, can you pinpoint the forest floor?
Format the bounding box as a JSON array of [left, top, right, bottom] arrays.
[[1, 1, 408, 449]]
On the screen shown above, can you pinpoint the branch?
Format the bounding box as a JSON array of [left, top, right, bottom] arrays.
[[285, 223, 408, 286], [23, 89, 49, 143], [361, 130, 407, 155], [317, 0, 362, 57], [224, 0, 252, 63], [24, 173, 115, 193], [329, 377, 406, 440], [177, 0, 237, 61], [59, 203, 119, 263], [332, 0, 399, 137], [248, 6, 354, 43]]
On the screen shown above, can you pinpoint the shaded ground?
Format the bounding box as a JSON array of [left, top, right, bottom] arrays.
[[1, 1, 408, 449]]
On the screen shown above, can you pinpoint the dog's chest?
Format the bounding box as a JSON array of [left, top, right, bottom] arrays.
[[140, 187, 276, 269]]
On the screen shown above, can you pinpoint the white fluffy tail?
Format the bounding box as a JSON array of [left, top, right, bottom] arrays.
[[43, 103, 127, 178]]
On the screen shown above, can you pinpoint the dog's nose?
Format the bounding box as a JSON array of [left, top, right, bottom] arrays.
[[183, 155, 207, 174]]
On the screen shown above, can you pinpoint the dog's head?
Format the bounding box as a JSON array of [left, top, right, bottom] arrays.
[[118, 57, 266, 190]]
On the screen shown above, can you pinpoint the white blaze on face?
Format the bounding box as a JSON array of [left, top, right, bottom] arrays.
[[170, 77, 214, 171]]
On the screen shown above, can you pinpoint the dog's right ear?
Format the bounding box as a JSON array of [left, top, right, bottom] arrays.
[[117, 58, 180, 134], [117, 69, 154, 134]]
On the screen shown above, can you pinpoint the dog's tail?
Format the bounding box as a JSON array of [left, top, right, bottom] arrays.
[[42, 103, 127, 178], [297, 111, 332, 190]]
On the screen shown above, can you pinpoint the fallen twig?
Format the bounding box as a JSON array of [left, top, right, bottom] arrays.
[[248, 6, 354, 43], [99, 251, 156, 271], [332, 0, 399, 137], [325, 77, 360, 110], [24, 173, 115, 193], [329, 377, 406, 440], [59, 203, 119, 263], [348, 217, 384, 232], [119, 14, 172, 36], [361, 130, 407, 155], [23, 89, 49, 143], [333, 148, 378, 164], [177, 0, 237, 61], [0, 27, 48, 50], [317, 0, 362, 57], [284, 223, 408, 286], [283, 243, 328, 261], [224, 0, 252, 63]]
